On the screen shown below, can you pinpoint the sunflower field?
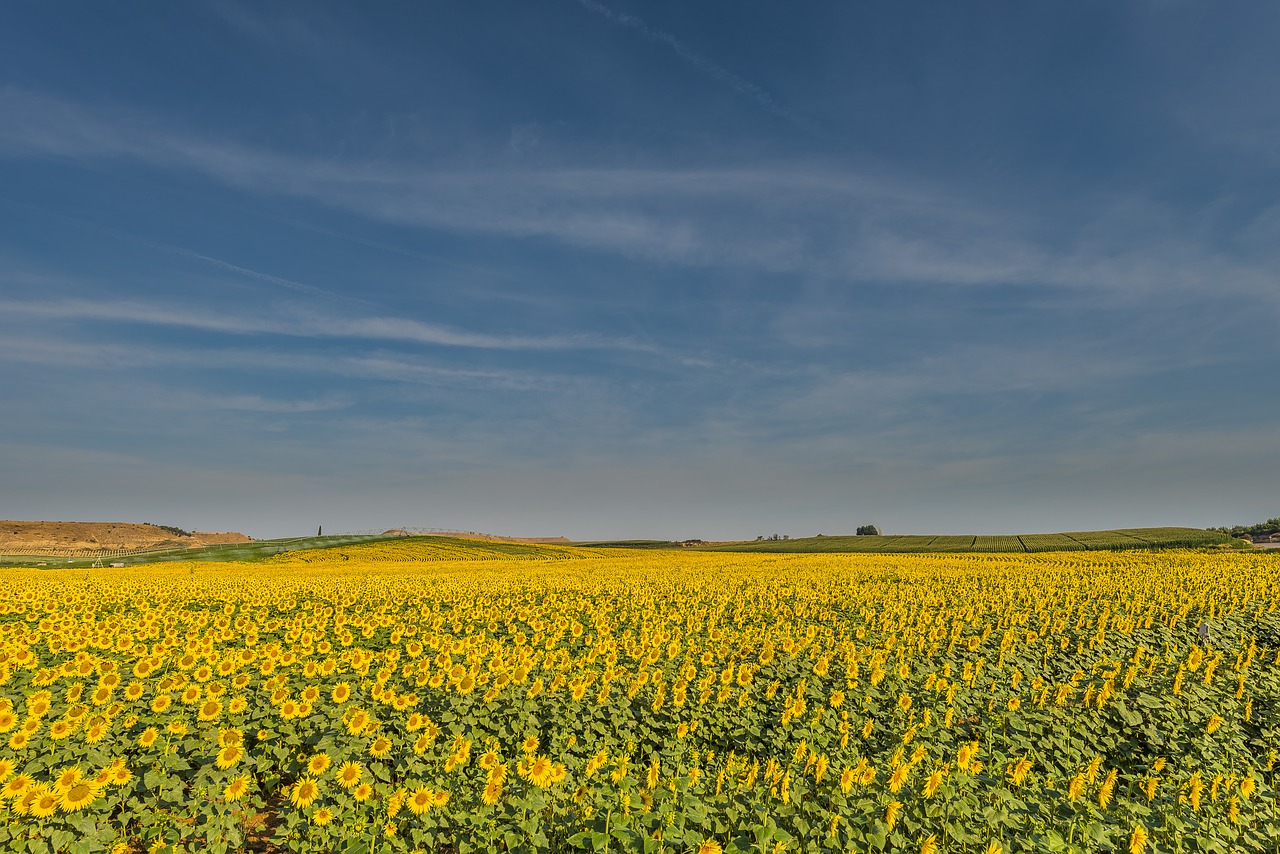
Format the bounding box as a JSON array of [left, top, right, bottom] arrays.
[[0, 541, 1277, 854]]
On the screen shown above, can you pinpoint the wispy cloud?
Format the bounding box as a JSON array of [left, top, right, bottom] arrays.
[[0, 297, 651, 353], [0, 334, 569, 393], [3, 87, 1279, 307], [157, 391, 353, 414]]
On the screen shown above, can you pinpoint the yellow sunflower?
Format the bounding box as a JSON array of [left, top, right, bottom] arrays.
[[57, 781, 100, 812], [2, 774, 33, 801], [215, 745, 244, 770], [30, 788, 60, 818], [307, 753, 331, 776], [223, 774, 251, 802], [407, 786, 435, 816], [290, 778, 320, 809], [336, 761, 363, 789]]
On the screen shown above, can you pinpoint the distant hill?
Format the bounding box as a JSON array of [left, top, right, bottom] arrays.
[[0, 520, 251, 556]]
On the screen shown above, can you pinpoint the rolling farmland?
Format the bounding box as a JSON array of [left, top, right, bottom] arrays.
[[708, 527, 1243, 554]]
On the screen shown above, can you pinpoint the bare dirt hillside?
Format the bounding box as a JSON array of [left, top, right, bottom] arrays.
[[0, 521, 252, 554], [190, 531, 254, 545]]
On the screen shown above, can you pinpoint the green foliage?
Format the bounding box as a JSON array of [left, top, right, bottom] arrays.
[[710, 528, 1238, 554]]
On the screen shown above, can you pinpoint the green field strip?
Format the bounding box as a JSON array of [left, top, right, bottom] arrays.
[[972, 536, 1025, 552], [1014, 533, 1085, 552], [1064, 530, 1150, 549], [926, 535, 978, 551], [270, 536, 590, 563]]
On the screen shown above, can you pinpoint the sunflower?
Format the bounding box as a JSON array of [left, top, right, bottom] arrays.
[[53, 766, 83, 794], [138, 727, 159, 748], [216, 745, 244, 769], [346, 710, 370, 735], [223, 775, 251, 802], [151, 694, 172, 713], [527, 756, 554, 788], [407, 787, 434, 816], [30, 788, 60, 818], [12, 786, 37, 816], [2, 774, 33, 800], [1098, 768, 1118, 809], [312, 806, 333, 826], [885, 800, 903, 831], [289, 778, 320, 809], [370, 736, 392, 758], [353, 783, 373, 802], [57, 781, 100, 812], [386, 789, 405, 817], [1009, 756, 1033, 786], [219, 728, 243, 748], [308, 753, 331, 776], [197, 699, 223, 722], [336, 762, 363, 789]]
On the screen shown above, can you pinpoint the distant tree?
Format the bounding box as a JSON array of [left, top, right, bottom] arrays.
[[856, 524, 880, 536], [1216, 516, 1280, 539]]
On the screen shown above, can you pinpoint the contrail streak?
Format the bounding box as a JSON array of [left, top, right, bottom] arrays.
[[574, 0, 818, 135]]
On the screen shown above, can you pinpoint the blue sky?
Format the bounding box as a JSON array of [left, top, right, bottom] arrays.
[[2, 1, 1277, 539]]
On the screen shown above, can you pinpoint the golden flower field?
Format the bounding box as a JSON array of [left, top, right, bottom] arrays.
[[0, 540, 1277, 854]]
